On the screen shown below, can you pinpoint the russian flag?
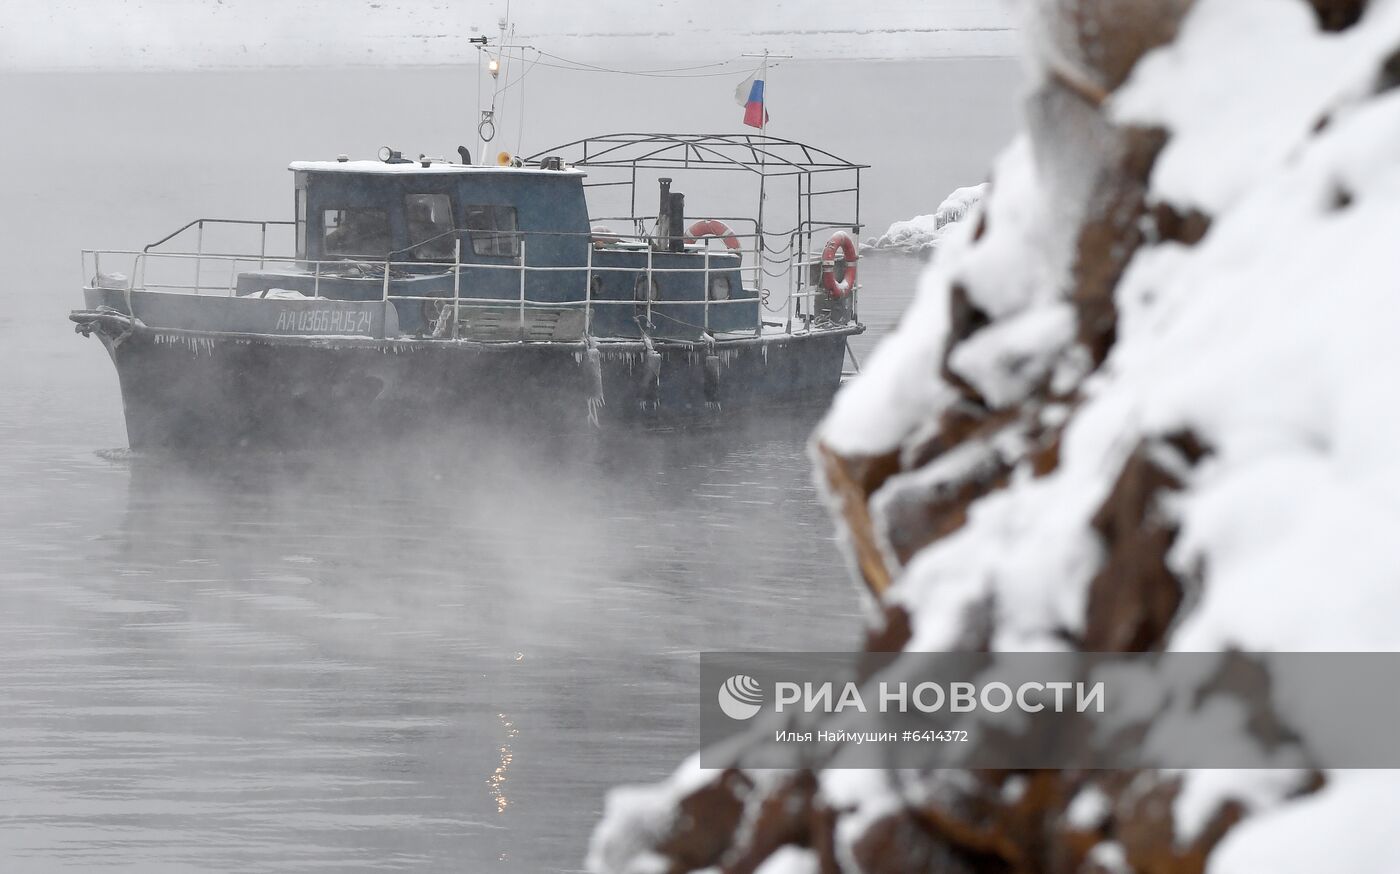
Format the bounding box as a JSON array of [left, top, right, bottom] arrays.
[[735, 67, 768, 129]]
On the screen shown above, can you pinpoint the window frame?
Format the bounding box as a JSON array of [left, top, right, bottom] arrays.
[[463, 204, 521, 258], [321, 206, 392, 260], [404, 192, 457, 261]]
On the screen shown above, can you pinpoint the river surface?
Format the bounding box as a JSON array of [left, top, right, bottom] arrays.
[[0, 61, 1014, 871]]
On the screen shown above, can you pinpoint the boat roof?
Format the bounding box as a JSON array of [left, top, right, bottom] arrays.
[[288, 160, 585, 176], [526, 133, 868, 178]]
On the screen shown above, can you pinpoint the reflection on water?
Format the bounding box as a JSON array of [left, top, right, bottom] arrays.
[[491, 711, 518, 816]]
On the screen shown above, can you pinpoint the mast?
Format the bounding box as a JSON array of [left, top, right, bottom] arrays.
[[472, 8, 516, 165], [757, 51, 768, 275], [741, 49, 791, 296], [471, 34, 488, 164]]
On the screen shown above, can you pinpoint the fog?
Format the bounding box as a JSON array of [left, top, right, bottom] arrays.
[[2, 1, 1015, 70], [0, 58, 1018, 870]]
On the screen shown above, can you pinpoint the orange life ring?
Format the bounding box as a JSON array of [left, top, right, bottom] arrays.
[[686, 219, 742, 253], [821, 231, 858, 298]]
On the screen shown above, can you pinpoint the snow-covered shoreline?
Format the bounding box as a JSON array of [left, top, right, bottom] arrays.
[[589, 0, 1400, 870], [861, 182, 987, 254]]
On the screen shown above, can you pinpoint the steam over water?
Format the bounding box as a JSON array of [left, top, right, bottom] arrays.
[[1, 62, 1016, 870]]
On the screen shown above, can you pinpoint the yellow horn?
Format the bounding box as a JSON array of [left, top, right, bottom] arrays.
[[496, 151, 513, 166]]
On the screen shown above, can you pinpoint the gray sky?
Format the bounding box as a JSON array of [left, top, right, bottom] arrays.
[[2, 0, 1017, 70]]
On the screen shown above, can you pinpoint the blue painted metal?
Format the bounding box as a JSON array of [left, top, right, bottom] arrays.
[[219, 165, 753, 337]]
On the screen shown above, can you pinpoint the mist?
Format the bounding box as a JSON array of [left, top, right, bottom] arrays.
[[0, 51, 1019, 871]]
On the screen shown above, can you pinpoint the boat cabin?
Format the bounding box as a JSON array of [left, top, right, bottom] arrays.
[[220, 153, 752, 340], [291, 159, 590, 270]]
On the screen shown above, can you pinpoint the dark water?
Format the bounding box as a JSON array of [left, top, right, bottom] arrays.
[[0, 61, 1004, 871]]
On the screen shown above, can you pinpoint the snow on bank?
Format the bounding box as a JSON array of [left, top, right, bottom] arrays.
[[585, 754, 717, 874], [861, 183, 988, 254], [824, 0, 1400, 868], [849, 0, 1400, 649], [591, 0, 1400, 871]]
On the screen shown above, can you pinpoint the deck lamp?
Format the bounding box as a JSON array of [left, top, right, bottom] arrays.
[[377, 146, 409, 164]]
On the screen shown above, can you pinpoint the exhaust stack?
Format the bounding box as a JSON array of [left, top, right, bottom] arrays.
[[668, 192, 686, 253], [656, 178, 672, 248]]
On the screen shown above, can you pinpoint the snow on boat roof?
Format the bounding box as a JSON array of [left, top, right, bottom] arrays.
[[288, 160, 584, 176]]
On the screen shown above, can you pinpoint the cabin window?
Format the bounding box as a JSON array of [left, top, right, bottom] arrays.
[[709, 274, 731, 301], [405, 193, 455, 260], [295, 188, 307, 259], [464, 205, 519, 257], [323, 208, 391, 259]]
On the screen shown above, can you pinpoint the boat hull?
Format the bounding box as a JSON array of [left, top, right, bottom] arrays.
[[73, 315, 856, 450]]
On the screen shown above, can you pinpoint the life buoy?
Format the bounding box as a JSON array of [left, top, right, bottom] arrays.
[[686, 219, 742, 253], [821, 231, 859, 298]]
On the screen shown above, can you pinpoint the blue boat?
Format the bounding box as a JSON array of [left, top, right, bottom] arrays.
[[71, 133, 867, 449]]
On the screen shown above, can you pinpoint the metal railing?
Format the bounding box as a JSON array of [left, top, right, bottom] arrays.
[[82, 223, 858, 343], [590, 215, 766, 292], [139, 218, 296, 294]]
